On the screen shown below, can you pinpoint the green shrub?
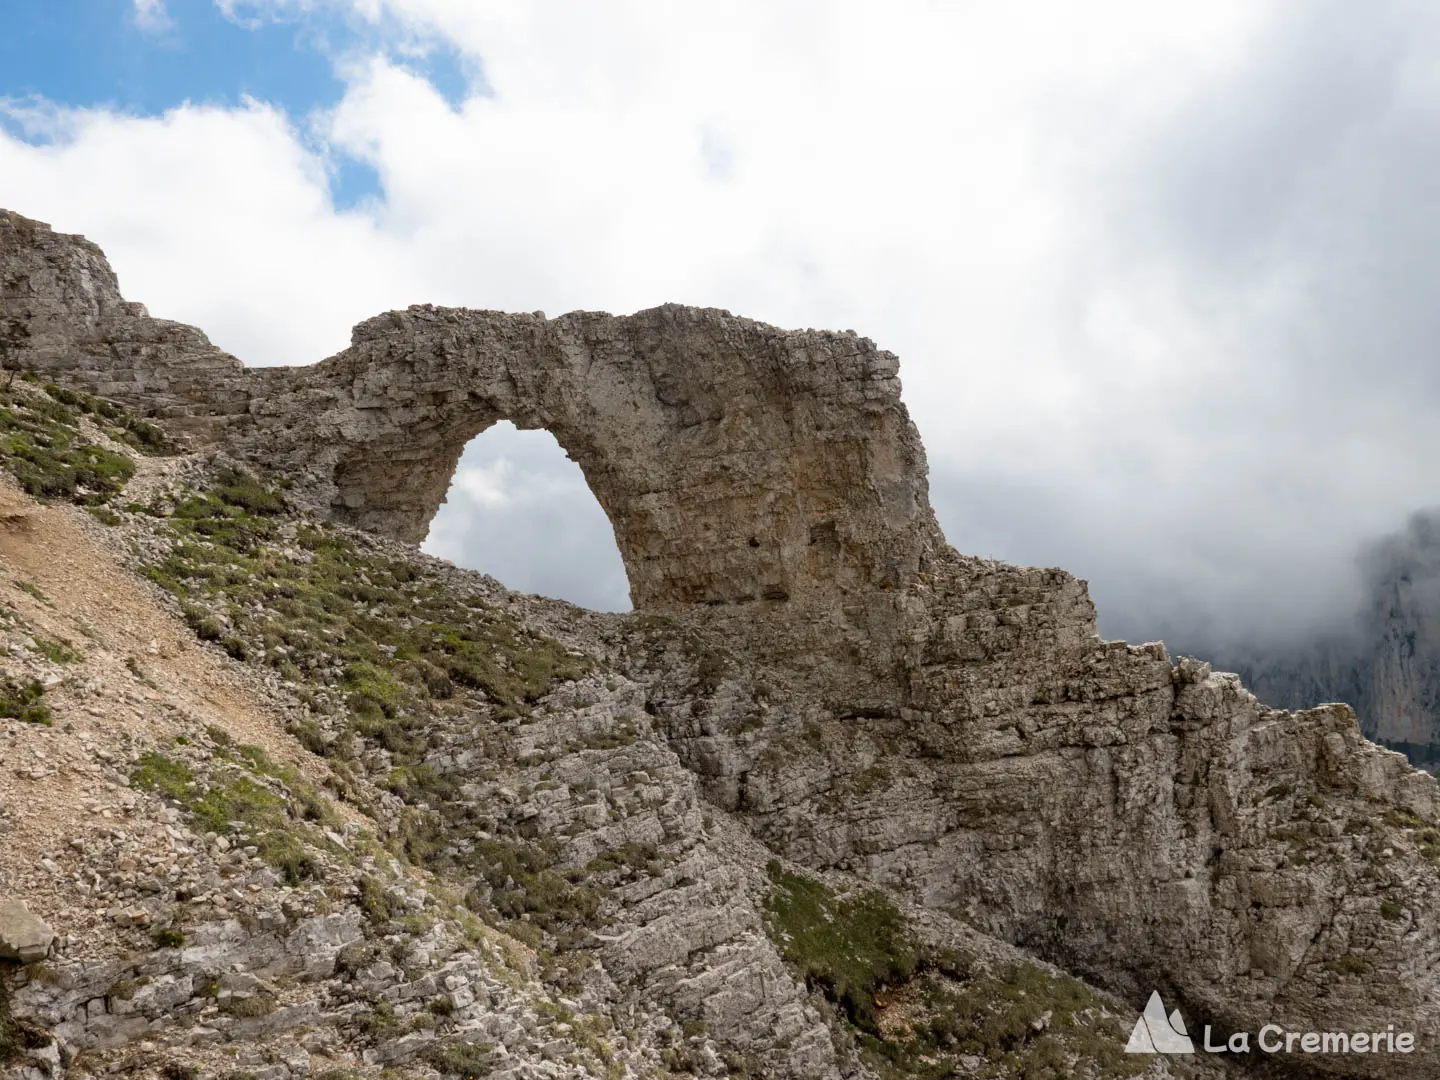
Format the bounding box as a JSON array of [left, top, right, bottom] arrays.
[[423, 1040, 497, 1079], [356, 876, 404, 931], [223, 992, 276, 1018], [29, 635, 80, 663], [357, 998, 401, 1040], [0, 677, 50, 724], [466, 836, 602, 933], [152, 926, 187, 949]]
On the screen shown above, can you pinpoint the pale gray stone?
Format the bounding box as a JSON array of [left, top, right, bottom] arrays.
[[0, 898, 54, 962]]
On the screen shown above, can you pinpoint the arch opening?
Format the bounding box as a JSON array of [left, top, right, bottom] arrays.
[[420, 421, 632, 613]]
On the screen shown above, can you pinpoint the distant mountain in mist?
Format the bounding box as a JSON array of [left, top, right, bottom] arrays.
[[1176, 510, 1440, 768]]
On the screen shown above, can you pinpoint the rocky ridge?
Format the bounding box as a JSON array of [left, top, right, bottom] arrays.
[[0, 208, 1438, 1078]]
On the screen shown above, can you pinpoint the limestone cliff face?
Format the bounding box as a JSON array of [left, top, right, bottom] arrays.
[[6, 207, 1440, 1078], [1364, 512, 1440, 752]]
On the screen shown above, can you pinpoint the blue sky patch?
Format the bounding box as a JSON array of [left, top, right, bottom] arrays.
[[0, 0, 484, 208]]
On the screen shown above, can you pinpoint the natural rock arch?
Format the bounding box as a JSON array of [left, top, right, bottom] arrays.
[[2, 208, 956, 703], [258, 304, 944, 617], [0, 207, 942, 620], [17, 209, 1440, 1075]]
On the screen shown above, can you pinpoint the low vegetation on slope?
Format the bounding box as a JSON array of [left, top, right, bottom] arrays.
[[140, 466, 584, 708], [0, 377, 1187, 1079], [131, 733, 341, 886], [130, 465, 609, 930], [0, 378, 637, 1077], [0, 378, 170, 506], [762, 861, 1140, 1080], [763, 859, 918, 1032]]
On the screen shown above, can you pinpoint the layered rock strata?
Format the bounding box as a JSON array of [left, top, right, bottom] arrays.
[[5, 208, 1440, 1077]]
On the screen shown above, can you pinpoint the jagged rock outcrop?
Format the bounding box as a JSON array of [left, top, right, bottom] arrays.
[[6, 207, 1440, 1077]]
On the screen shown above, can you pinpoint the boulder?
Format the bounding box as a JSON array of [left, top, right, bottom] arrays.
[[0, 899, 55, 963]]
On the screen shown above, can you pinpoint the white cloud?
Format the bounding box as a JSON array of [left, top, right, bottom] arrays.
[[452, 460, 514, 509], [132, 0, 174, 34], [423, 424, 629, 611], [3, 1, 1440, 640]]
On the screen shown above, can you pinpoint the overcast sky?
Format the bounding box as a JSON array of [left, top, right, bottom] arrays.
[[3, 1, 1439, 649]]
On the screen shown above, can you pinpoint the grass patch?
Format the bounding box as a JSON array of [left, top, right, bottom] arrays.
[[29, 635, 80, 664], [1384, 807, 1425, 830], [130, 746, 337, 885], [0, 677, 50, 724], [40, 383, 173, 455], [862, 964, 1133, 1080], [763, 861, 917, 1032], [130, 752, 197, 801], [13, 579, 45, 603], [761, 863, 1134, 1077], [356, 998, 402, 1041], [0, 384, 148, 504], [356, 876, 405, 932], [143, 477, 588, 731], [423, 1040, 497, 1079]]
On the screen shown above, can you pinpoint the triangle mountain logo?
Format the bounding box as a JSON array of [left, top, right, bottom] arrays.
[[1125, 991, 1196, 1054]]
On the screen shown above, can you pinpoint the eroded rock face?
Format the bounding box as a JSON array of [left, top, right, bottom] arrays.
[[0, 211, 939, 624], [7, 207, 1440, 1076]]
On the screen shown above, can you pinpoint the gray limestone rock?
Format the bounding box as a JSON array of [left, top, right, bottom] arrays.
[[9, 206, 1440, 1077], [0, 898, 54, 962]]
